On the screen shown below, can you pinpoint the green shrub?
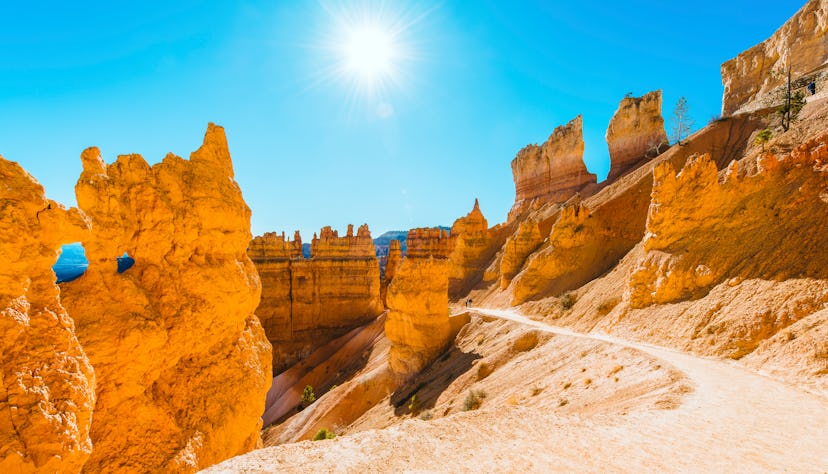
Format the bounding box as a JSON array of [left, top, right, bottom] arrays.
[[408, 393, 420, 413], [301, 385, 316, 408], [462, 389, 487, 411], [312, 428, 336, 441], [561, 292, 576, 310], [754, 128, 773, 152]]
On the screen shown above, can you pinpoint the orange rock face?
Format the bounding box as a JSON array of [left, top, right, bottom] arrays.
[[499, 219, 543, 289], [249, 225, 383, 374], [385, 228, 451, 377], [721, 0, 828, 115], [606, 90, 668, 181], [381, 239, 402, 306], [448, 199, 500, 298], [510, 116, 597, 219], [0, 158, 95, 473], [629, 133, 828, 308], [60, 124, 272, 473]]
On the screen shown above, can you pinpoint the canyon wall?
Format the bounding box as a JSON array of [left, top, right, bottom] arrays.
[[628, 134, 828, 308], [385, 228, 451, 377], [721, 0, 828, 116], [606, 90, 668, 181], [0, 158, 95, 473], [61, 124, 272, 473], [510, 116, 597, 220], [249, 224, 383, 374]]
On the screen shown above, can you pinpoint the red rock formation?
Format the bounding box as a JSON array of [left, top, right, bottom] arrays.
[[61, 124, 272, 473], [721, 0, 828, 116], [499, 219, 543, 289], [385, 228, 451, 377], [249, 225, 383, 374], [381, 239, 402, 306], [629, 133, 828, 308], [606, 90, 668, 181], [510, 116, 597, 219], [0, 158, 95, 473]]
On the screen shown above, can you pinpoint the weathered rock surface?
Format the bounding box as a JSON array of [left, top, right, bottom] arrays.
[[628, 133, 828, 308], [606, 90, 668, 181], [721, 0, 828, 116], [249, 225, 383, 374], [510, 116, 597, 220], [380, 239, 402, 307], [61, 124, 272, 473], [0, 158, 95, 474], [499, 220, 543, 289], [385, 228, 451, 377], [448, 199, 501, 298]]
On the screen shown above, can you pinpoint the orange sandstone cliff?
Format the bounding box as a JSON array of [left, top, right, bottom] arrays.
[[447, 199, 503, 298], [510, 115, 597, 220], [60, 124, 272, 473], [385, 228, 451, 377], [721, 0, 828, 116], [380, 239, 402, 306], [249, 224, 383, 374], [0, 158, 95, 473], [606, 90, 668, 181]]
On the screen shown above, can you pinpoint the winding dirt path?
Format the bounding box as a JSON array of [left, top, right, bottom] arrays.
[[205, 308, 828, 473]]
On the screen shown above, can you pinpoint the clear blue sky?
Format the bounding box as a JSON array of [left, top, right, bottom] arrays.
[[0, 1, 804, 239]]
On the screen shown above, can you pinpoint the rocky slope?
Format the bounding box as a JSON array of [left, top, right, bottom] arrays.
[[59, 124, 271, 473], [0, 157, 95, 474]]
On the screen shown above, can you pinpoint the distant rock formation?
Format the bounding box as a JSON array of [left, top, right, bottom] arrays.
[[721, 0, 828, 116], [0, 157, 95, 473], [385, 228, 451, 377], [447, 199, 501, 298], [509, 116, 597, 220], [606, 90, 668, 181], [629, 134, 828, 307], [249, 225, 383, 374], [61, 124, 271, 473]]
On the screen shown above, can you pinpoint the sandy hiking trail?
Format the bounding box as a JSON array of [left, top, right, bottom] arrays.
[[205, 307, 828, 473]]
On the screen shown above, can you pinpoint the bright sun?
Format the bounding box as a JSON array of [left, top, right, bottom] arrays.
[[344, 26, 395, 81]]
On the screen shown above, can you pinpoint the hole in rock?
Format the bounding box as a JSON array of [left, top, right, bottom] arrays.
[[54, 242, 89, 283], [117, 252, 135, 273]]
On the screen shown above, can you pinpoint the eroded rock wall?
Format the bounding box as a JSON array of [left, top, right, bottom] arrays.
[[721, 0, 828, 115], [0, 158, 95, 474], [447, 199, 502, 298], [510, 116, 597, 220], [61, 124, 271, 473], [249, 225, 383, 374], [628, 133, 828, 308], [380, 239, 402, 307], [606, 90, 668, 181], [385, 228, 451, 377]]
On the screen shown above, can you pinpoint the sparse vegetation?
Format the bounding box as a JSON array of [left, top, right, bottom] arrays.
[[301, 385, 316, 408], [312, 428, 336, 441], [561, 292, 576, 310], [754, 128, 773, 152], [670, 96, 695, 145], [773, 65, 807, 131], [463, 389, 487, 411], [408, 393, 420, 413], [419, 410, 433, 421]]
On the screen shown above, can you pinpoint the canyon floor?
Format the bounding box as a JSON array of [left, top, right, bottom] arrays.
[[204, 307, 828, 473]]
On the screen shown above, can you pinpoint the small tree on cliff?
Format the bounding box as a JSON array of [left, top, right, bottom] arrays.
[[300, 385, 316, 409], [670, 96, 695, 146], [754, 129, 773, 152]]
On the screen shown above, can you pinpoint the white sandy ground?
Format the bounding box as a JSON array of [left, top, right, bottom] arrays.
[[204, 307, 828, 473]]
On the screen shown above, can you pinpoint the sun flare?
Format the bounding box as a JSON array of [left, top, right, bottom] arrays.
[[343, 26, 396, 82]]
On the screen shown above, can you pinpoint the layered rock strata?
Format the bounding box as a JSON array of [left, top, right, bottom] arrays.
[[510, 116, 597, 219], [629, 133, 828, 308], [0, 158, 95, 473], [721, 0, 828, 116], [249, 225, 383, 374], [447, 199, 501, 298], [606, 90, 669, 181], [61, 124, 272, 473], [385, 228, 451, 377]]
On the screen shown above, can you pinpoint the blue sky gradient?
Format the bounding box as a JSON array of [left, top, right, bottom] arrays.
[[0, 1, 804, 238]]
